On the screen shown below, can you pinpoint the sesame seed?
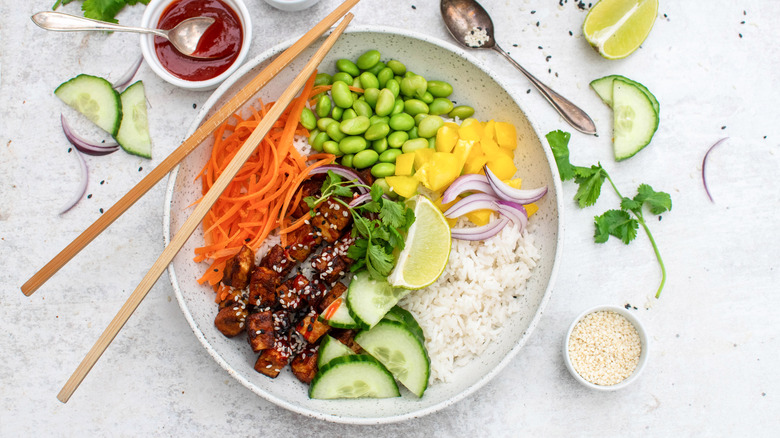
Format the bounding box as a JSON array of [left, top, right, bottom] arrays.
[[568, 311, 642, 386]]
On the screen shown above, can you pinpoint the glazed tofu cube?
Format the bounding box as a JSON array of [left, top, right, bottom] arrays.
[[253, 336, 292, 378], [214, 305, 248, 338], [246, 311, 274, 352], [260, 244, 294, 277], [285, 223, 321, 262], [295, 309, 331, 344], [277, 276, 306, 312], [317, 282, 347, 314], [290, 344, 319, 384], [222, 245, 255, 290], [247, 267, 278, 309]]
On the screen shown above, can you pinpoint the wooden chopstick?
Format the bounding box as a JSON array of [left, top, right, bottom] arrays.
[[56, 14, 354, 404], [21, 0, 361, 297]]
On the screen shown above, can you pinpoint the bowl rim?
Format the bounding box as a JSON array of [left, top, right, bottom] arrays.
[[163, 24, 564, 424], [139, 0, 253, 91], [263, 0, 322, 12], [562, 305, 650, 391]]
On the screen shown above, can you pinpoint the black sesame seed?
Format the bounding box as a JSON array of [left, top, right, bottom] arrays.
[[193, 103, 197, 109], [100, 180, 105, 185], [99, 208, 104, 213], [538, 46, 543, 50], [512, 43, 518, 47], [546, 55, 552, 62], [739, 33, 743, 38], [569, 30, 573, 36], [87, 194, 92, 199], [536, 21, 540, 27], [67, 147, 72, 153], [213, 268, 219, 272], [531, 10, 536, 14], [138, 166, 143, 172], [526, 89, 531, 94], [411, 5, 416, 9], [721, 126, 726, 130]]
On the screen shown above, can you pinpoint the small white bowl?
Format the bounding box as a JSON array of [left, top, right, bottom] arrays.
[[563, 305, 649, 391], [263, 0, 321, 12], [140, 0, 252, 91]]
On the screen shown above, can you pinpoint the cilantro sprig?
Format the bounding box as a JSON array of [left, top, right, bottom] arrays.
[[53, 0, 149, 24], [547, 130, 672, 298], [304, 171, 415, 280]]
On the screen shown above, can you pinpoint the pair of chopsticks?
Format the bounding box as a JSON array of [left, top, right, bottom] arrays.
[[39, 0, 360, 403]]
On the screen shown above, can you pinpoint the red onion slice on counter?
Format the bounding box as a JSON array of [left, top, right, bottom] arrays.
[[441, 174, 493, 204], [702, 137, 728, 203], [61, 115, 119, 156], [451, 217, 509, 241], [307, 164, 369, 194], [60, 148, 88, 215], [113, 55, 144, 91], [443, 193, 497, 218], [484, 165, 547, 204]]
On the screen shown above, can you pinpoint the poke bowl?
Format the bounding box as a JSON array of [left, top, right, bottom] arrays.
[[163, 25, 563, 424]]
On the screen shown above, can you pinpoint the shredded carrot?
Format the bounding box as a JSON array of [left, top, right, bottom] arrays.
[[194, 71, 336, 287]]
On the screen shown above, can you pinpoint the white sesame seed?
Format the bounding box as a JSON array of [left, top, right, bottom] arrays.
[[568, 311, 642, 386]]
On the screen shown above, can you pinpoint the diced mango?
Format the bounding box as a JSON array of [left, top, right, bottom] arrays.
[[495, 122, 517, 150], [483, 120, 496, 142], [486, 154, 517, 180], [505, 178, 523, 189], [479, 137, 502, 158], [458, 118, 483, 142], [466, 209, 494, 226], [413, 148, 435, 169], [443, 122, 459, 130], [452, 139, 474, 175], [427, 153, 459, 191], [386, 175, 419, 198], [435, 125, 459, 153], [395, 153, 415, 176], [463, 152, 489, 175], [466, 142, 484, 162], [525, 202, 539, 217]]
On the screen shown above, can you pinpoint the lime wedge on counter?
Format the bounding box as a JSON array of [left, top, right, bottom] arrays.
[[387, 196, 451, 290], [583, 0, 659, 59]]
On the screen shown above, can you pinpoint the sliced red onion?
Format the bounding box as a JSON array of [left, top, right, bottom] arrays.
[[348, 192, 372, 207], [60, 148, 88, 215], [484, 165, 547, 204], [496, 200, 528, 232], [61, 115, 119, 156], [702, 137, 728, 203], [443, 193, 497, 218], [441, 174, 493, 204], [307, 165, 369, 194], [113, 55, 144, 90], [451, 217, 509, 241]]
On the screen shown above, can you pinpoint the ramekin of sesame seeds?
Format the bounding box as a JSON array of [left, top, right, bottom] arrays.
[[563, 306, 649, 391]]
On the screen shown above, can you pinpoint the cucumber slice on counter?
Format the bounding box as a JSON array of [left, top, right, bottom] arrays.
[[55, 74, 122, 136], [115, 81, 152, 158], [355, 320, 430, 398], [318, 296, 361, 330], [317, 335, 356, 369], [612, 78, 659, 161], [309, 355, 400, 399], [347, 270, 410, 328], [382, 306, 425, 344], [590, 74, 660, 113]]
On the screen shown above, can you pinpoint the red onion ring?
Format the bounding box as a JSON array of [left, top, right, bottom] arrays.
[[702, 137, 728, 203], [307, 165, 369, 194], [451, 217, 509, 241], [496, 199, 528, 232], [113, 55, 144, 91], [61, 115, 119, 156], [484, 165, 547, 204], [60, 148, 88, 215], [441, 174, 493, 204], [443, 193, 497, 218]]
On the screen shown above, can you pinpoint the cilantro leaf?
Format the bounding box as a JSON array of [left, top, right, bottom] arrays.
[[620, 196, 643, 213], [573, 165, 606, 207], [546, 130, 576, 181], [594, 210, 638, 244], [352, 214, 371, 237], [82, 0, 126, 23], [347, 238, 368, 261], [635, 184, 672, 215], [366, 242, 394, 278], [379, 199, 405, 228], [388, 226, 405, 251], [370, 183, 383, 202]]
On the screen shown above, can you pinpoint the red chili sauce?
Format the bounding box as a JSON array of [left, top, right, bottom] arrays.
[[154, 0, 243, 81]]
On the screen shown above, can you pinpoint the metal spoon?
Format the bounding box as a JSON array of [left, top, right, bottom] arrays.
[[440, 0, 596, 135], [32, 11, 216, 59]]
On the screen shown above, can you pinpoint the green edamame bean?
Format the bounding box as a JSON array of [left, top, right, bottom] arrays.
[[379, 148, 402, 163], [386, 59, 406, 76], [448, 105, 475, 120], [315, 95, 332, 118], [369, 115, 390, 125], [407, 126, 419, 140], [420, 91, 434, 104], [340, 115, 370, 135], [370, 162, 395, 178], [311, 131, 330, 151], [323, 140, 342, 156], [339, 136, 368, 154], [352, 91, 360, 102], [341, 154, 354, 168], [342, 108, 357, 120], [429, 97, 454, 115], [363, 88, 380, 108], [372, 138, 389, 154], [353, 149, 379, 169], [417, 115, 445, 138], [336, 58, 360, 77], [326, 122, 346, 142], [364, 122, 390, 141], [385, 78, 400, 97], [404, 99, 429, 116], [331, 106, 343, 121], [316, 117, 336, 131], [352, 100, 373, 118], [332, 72, 353, 84], [366, 62, 386, 77], [331, 81, 354, 109], [414, 113, 427, 126], [426, 80, 453, 98], [400, 75, 427, 98], [377, 67, 393, 88], [428, 137, 437, 149], [308, 127, 320, 143], [387, 131, 408, 148], [375, 88, 395, 117], [391, 97, 405, 116], [401, 138, 428, 153], [404, 71, 415, 78], [373, 178, 393, 197], [300, 107, 317, 130], [314, 73, 332, 86], [352, 76, 362, 89], [359, 72, 379, 90], [356, 50, 381, 70], [389, 112, 415, 131]]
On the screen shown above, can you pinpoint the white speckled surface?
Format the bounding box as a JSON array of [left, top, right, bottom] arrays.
[[2, 0, 779, 435]]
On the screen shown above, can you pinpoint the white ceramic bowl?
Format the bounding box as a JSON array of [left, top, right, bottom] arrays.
[[163, 26, 563, 424], [140, 0, 253, 91], [563, 305, 649, 391], [263, 0, 321, 12]]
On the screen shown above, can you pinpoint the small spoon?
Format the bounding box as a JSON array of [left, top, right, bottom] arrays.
[[32, 11, 216, 59], [440, 0, 597, 135]]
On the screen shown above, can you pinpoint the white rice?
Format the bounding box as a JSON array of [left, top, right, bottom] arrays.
[[399, 220, 541, 382]]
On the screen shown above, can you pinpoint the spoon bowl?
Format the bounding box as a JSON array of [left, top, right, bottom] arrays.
[[440, 0, 596, 135], [32, 11, 216, 59]]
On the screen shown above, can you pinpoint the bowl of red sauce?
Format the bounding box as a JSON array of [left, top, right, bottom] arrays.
[[140, 0, 252, 91]]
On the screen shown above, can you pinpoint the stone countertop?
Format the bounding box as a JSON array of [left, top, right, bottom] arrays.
[[1, 0, 778, 435]]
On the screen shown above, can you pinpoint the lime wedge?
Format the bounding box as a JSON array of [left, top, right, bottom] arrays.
[[387, 196, 451, 290], [583, 0, 659, 60]]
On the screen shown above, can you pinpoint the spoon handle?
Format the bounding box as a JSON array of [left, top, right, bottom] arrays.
[[32, 12, 168, 39], [493, 44, 596, 135]]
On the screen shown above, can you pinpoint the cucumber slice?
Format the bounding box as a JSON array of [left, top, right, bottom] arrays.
[[355, 320, 430, 398], [318, 296, 361, 329], [115, 81, 152, 158], [612, 78, 659, 161], [309, 354, 400, 399], [317, 335, 356, 369], [382, 306, 425, 344], [347, 271, 410, 328], [590, 75, 660, 113], [55, 74, 122, 136]]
